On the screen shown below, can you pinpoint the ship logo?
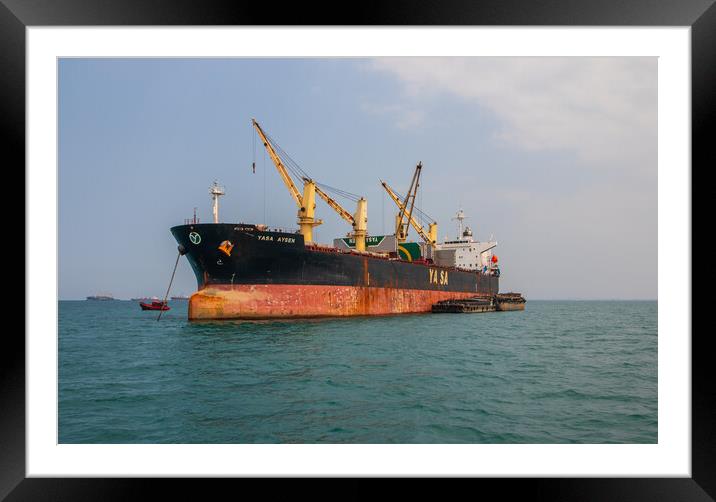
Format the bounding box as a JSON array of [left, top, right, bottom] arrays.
[[218, 240, 234, 256], [189, 232, 201, 245], [397, 244, 413, 262]]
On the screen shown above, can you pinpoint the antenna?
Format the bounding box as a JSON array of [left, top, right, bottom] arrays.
[[184, 207, 200, 226], [451, 208, 468, 239], [209, 181, 225, 224]]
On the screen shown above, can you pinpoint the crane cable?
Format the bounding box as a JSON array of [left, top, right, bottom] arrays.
[[315, 181, 361, 202], [392, 188, 436, 226], [252, 123, 256, 174], [263, 130, 363, 203], [264, 131, 311, 181]]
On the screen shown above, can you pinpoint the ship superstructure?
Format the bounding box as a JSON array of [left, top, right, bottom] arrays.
[[432, 210, 499, 274]]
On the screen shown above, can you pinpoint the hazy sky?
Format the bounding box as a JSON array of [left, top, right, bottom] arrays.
[[58, 58, 657, 300]]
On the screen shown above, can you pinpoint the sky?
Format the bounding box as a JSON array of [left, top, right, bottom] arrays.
[[58, 57, 657, 300]]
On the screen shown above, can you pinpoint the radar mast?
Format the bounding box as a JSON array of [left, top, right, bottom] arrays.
[[210, 181, 225, 223]]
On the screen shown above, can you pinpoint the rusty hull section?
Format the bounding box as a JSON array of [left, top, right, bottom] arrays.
[[496, 302, 526, 311], [188, 284, 485, 320]]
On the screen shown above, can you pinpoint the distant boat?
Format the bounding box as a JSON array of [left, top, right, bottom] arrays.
[[131, 297, 153, 302], [86, 294, 115, 301], [139, 300, 170, 311], [170, 294, 190, 300]]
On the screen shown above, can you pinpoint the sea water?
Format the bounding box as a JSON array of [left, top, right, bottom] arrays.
[[59, 300, 657, 443]]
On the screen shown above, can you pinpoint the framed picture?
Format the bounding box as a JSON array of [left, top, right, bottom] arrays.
[[6, 0, 710, 498]]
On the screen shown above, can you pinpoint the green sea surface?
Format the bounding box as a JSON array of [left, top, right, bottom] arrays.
[[59, 300, 657, 443]]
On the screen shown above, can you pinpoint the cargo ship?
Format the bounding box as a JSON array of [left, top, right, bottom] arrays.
[[86, 294, 115, 301], [170, 120, 502, 320]]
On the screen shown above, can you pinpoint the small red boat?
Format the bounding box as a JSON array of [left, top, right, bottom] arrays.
[[139, 300, 170, 311]]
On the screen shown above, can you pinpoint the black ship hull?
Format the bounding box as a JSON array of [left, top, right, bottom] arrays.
[[171, 223, 499, 319]]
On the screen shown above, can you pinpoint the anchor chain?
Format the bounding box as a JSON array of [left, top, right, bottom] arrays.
[[157, 244, 186, 321]]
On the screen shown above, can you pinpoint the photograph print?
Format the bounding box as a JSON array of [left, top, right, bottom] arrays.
[[59, 56, 657, 444]]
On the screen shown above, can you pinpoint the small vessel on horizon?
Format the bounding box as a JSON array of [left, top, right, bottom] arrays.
[[86, 294, 115, 301]]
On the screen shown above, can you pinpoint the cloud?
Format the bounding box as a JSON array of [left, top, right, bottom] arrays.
[[501, 182, 656, 298], [366, 57, 657, 168], [360, 102, 426, 130]]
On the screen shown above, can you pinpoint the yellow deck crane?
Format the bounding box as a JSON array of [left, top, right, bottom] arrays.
[[395, 162, 422, 242], [252, 119, 322, 243], [252, 119, 368, 250], [380, 162, 438, 247], [381, 180, 438, 247], [311, 181, 368, 252]]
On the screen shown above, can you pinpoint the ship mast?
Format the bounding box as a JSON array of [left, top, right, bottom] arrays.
[[210, 181, 225, 223], [452, 209, 467, 239]]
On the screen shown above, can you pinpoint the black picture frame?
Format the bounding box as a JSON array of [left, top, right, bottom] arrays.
[[4, 0, 710, 498]]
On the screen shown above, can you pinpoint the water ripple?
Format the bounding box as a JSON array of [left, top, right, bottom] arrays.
[[59, 300, 657, 443]]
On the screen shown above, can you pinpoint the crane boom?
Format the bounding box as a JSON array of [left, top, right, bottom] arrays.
[[312, 182, 354, 224], [394, 162, 422, 241], [312, 181, 368, 252], [252, 119, 321, 243], [381, 180, 437, 247], [252, 119, 303, 208], [251, 119, 366, 248]]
